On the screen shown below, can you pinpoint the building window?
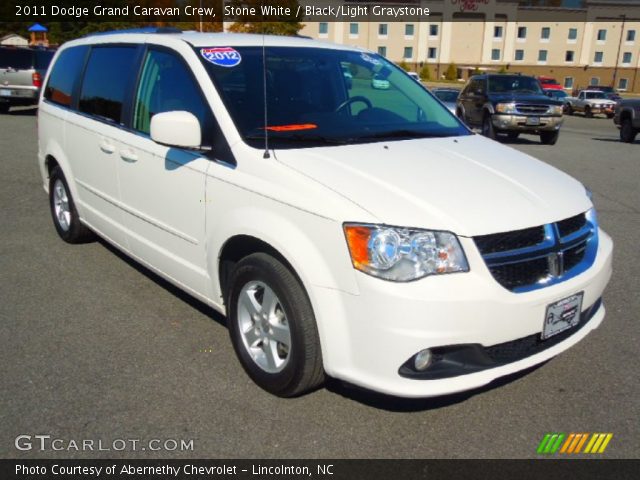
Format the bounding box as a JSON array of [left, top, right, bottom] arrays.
[[515, 49, 524, 61], [590, 77, 600, 86], [517, 26, 527, 39], [622, 52, 632, 64], [429, 24, 438, 36], [568, 28, 577, 40], [538, 50, 548, 62], [565, 50, 574, 62], [494, 26, 503, 38], [318, 23, 328, 35], [378, 24, 388, 36], [349, 23, 358, 36], [627, 30, 636, 42], [491, 49, 501, 61], [618, 78, 628, 90], [378, 46, 387, 57], [428, 47, 437, 59], [403, 47, 413, 59], [564, 77, 574, 89], [597, 29, 607, 41], [541, 27, 550, 40], [594, 51, 603, 63], [405, 24, 414, 37]]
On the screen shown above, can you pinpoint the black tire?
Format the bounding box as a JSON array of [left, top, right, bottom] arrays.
[[566, 104, 573, 115], [49, 166, 95, 243], [584, 106, 593, 118], [540, 130, 559, 145], [482, 112, 497, 140], [0, 103, 9, 114], [227, 253, 324, 397], [506, 132, 520, 140], [606, 113, 614, 119], [620, 117, 638, 143]]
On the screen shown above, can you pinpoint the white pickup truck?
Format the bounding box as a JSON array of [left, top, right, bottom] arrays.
[[566, 90, 617, 118]]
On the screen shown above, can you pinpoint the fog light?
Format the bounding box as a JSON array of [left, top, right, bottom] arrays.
[[414, 349, 433, 371]]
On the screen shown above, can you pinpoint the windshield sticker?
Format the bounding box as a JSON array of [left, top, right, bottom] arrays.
[[264, 124, 318, 132], [360, 53, 381, 66], [200, 47, 241, 67]]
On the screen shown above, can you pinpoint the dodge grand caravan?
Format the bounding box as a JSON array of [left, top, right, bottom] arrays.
[[38, 29, 613, 398]]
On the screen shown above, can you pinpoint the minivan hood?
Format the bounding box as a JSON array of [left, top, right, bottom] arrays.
[[274, 134, 591, 237]]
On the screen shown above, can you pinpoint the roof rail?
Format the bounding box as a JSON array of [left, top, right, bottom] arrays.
[[84, 27, 181, 37]]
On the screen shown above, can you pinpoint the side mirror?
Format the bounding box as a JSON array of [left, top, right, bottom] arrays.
[[150, 111, 202, 149]]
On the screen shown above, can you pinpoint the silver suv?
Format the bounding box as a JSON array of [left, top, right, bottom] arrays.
[[0, 46, 54, 113]]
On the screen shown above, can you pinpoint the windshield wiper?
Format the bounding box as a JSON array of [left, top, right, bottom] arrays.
[[349, 129, 452, 141]]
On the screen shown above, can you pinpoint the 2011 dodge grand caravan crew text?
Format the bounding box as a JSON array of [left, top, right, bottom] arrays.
[[38, 29, 613, 398]]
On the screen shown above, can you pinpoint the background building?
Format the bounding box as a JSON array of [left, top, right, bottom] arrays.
[[300, 0, 640, 92]]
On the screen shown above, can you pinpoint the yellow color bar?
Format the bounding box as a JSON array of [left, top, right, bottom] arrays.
[[598, 434, 613, 453], [590, 434, 607, 453], [584, 433, 599, 453]]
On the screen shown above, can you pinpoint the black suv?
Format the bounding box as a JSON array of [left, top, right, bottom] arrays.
[[0, 46, 55, 113], [456, 74, 564, 145]]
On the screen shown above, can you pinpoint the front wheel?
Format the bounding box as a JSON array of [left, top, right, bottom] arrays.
[[49, 166, 95, 243], [482, 113, 497, 140], [540, 131, 559, 145], [584, 106, 593, 118], [227, 253, 324, 397], [620, 118, 638, 143]]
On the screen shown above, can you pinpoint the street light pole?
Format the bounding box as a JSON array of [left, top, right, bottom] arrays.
[[612, 14, 626, 89]]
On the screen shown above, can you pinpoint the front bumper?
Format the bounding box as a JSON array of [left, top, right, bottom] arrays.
[[312, 229, 613, 398], [492, 113, 563, 132]]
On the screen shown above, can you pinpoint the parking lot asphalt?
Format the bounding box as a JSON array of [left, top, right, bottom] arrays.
[[1, 108, 638, 459]]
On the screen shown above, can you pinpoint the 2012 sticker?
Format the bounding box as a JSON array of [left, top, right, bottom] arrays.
[[200, 47, 242, 67]]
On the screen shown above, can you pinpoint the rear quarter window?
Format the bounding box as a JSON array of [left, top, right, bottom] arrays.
[[79, 46, 139, 124], [44, 46, 88, 107]]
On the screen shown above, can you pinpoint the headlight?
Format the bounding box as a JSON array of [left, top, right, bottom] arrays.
[[495, 103, 517, 114], [550, 105, 563, 115], [343, 224, 469, 282]]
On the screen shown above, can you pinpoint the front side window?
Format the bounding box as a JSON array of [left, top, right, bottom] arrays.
[[198, 46, 468, 149], [133, 49, 211, 136], [44, 46, 88, 107], [79, 46, 138, 124]]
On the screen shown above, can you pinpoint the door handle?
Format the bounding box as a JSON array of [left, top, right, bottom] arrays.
[[120, 149, 138, 163], [99, 140, 116, 154]]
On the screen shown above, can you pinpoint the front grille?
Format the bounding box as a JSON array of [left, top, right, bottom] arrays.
[[475, 226, 545, 254], [474, 212, 597, 292], [515, 104, 549, 114]]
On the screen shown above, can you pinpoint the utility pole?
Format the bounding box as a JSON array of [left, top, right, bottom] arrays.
[[612, 14, 626, 88]]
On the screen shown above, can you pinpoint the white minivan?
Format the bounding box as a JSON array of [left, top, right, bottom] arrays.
[[38, 29, 612, 398]]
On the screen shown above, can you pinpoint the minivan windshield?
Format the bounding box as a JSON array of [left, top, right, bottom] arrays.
[[488, 75, 543, 95], [197, 46, 469, 148]]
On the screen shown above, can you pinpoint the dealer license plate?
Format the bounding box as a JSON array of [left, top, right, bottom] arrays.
[[542, 292, 583, 340], [0, 89, 11, 97], [526, 117, 540, 126]]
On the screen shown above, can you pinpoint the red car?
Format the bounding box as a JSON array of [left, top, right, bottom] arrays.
[[538, 76, 563, 90]]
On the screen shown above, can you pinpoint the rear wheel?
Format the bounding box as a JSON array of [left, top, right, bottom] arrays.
[[49, 166, 95, 243], [540, 130, 559, 145], [620, 117, 638, 143], [227, 253, 324, 397], [565, 104, 573, 115], [584, 106, 593, 118], [482, 113, 497, 140]]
